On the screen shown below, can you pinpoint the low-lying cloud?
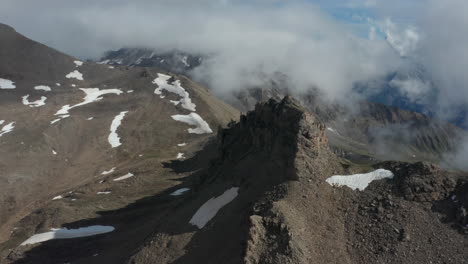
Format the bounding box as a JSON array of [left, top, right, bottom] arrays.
[[1, 0, 468, 166], [0, 0, 402, 101]]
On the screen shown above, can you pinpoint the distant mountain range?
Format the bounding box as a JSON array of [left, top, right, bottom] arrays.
[[98, 48, 203, 74], [98, 48, 467, 129]]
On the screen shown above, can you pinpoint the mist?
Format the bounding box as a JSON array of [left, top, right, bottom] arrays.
[[1, 0, 468, 166], [0, 0, 402, 101]]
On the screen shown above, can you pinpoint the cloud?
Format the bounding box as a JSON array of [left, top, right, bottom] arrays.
[[417, 0, 468, 121], [389, 78, 431, 104], [381, 19, 420, 57], [0, 0, 401, 101]]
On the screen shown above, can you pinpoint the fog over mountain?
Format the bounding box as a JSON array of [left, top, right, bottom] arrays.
[[1, 0, 468, 162], [2, 2, 468, 262]]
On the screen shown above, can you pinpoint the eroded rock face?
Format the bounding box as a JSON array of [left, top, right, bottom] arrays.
[[378, 161, 457, 202], [211, 96, 334, 185]]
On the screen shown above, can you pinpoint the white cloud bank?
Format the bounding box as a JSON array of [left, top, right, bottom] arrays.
[[0, 0, 401, 102]]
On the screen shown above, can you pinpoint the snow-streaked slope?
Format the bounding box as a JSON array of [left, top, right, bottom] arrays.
[[171, 113, 213, 134], [189, 187, 239, 229], [153, 73, 196, 111], [20, 225, 115, 245], [325, 169, 394, 191], [53, 88, 123, 123], [108, 111, 128, 148], [22, 95, 47, 107]]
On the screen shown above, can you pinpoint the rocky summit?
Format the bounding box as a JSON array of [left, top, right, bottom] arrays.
[[0, 21, 467, 264]]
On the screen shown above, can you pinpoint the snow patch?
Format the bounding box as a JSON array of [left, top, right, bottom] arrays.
[[52, 150, 57, 155], [101, 167, 116, 175], [97, 191, 111, 195], [177, 143, 187, 147], [0, 78, 15, 89], [20, 225, 115, 246], [177, 153, 185, 159], [170, 188, 190, 196], [190, 187, 239, 229], [34, 85, 51, 92], [325, 169, 394, 191], [52, 195, 63, 200], [113, 173, 134, 181], [0, 122, 15, 137], [152, 73, 196, 111], [56, 83, 61, 86], [22, 95, 47, 107], [108, 111, 128, 148], [171, 113, 213, 134], [127, 90, 134, 93], [108, 66, 115, 69], [74, 60, 83, 67], [87, 117, 94, 120], [66, 70, 83, 81], [53, 88, 122, 124]]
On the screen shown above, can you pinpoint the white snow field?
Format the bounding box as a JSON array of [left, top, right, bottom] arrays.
[[66, 70, 84, 80], [101, 167, 116, 175], [189, 187, 239, 229], [177, 153, 185, 159], [325, 169, 394, 191], [170, 188, 190, 196], [171, 113, 213, 134], [0, 78, 15, 89], [53, 88, 123, 124], [0, 122, 15, 137], [34, 85, 51, 92], [0, 120, 4, 125], [22, 95, 47, 107], [113, 173, 134, 181], [108, 111, 128, 148], [74, 60, 83, 67], [20, 225, 115, 246], [152, 73, 196, 111]]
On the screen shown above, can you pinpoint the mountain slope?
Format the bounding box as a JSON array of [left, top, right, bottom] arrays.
[[1, 24, 467, 264], [98, 47, 467, 164], [5, 97, 467, 264], [98, 48, 203, 75], [0, 23, 238, 250]]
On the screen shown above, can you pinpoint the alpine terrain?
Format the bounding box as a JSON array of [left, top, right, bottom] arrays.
[[0, 22, 467, 264]]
